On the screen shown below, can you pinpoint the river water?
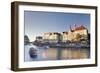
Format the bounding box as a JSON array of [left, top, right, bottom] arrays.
[[24, 44, 90, 61]]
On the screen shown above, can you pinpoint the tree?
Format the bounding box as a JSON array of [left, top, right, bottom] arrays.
[[24, 35, 30, 45]]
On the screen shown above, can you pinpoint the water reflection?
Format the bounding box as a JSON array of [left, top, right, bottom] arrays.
[[24, 44, 90, 61]]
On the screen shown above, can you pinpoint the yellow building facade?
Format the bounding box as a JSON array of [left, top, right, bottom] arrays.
[[43, 25, 88, 43], [43, 32, 61, 43], [62, 25, 88, 42]]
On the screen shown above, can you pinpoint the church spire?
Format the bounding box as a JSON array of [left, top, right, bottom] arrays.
[[70, 25, 72, 31]]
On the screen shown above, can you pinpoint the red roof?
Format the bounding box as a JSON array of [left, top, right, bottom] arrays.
[[75, 25, 86, 31]]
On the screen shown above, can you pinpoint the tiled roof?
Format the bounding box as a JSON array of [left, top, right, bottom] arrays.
[[75, 25, 86, 31]]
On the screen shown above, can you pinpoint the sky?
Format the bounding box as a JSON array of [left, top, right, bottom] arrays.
[[24, 11, 90, 42]]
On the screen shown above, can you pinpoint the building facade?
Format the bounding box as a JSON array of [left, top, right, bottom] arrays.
[[62, 25, 88, 42], [36, 36, 43, 42], [43, 32, 61, 43], [37, 24, 89, 43]]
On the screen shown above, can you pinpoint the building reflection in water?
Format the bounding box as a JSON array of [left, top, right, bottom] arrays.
[[41, 48, 90, 60], [24, 44, 90, 61]]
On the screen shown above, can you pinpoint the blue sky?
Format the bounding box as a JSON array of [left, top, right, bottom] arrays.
[[24, 11, 90, 41]]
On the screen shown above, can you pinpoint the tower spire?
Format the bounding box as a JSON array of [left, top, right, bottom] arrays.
[[70, 25, 72, 31]]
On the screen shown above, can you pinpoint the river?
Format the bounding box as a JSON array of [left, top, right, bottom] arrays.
[[24, 44, 90, 62]]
